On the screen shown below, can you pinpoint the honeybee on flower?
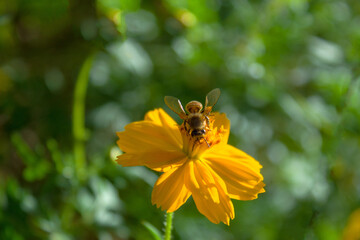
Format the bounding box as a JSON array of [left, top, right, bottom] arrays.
[[116, 89, 265, 225], [164, 88, 220, 147]]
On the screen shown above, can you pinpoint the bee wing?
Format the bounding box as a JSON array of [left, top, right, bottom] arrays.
[[164, 96, 187, 119], [203, 88, 220, 114]]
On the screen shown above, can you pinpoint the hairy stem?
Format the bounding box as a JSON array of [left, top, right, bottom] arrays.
[[164, 212, 174, 240]]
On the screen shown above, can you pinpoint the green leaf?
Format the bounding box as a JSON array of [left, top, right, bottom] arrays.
[[142, 221, 162, 240], [46, 139, 64, 173], [11, 133, 50, 181]]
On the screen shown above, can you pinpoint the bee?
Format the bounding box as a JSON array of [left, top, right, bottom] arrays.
[[164, 88, 220, 147]]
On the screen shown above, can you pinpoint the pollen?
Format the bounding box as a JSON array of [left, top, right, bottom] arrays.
[[180, 115, 227, 154]]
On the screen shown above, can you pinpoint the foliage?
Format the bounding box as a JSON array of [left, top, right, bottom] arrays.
[[1, 0, 360, 239]]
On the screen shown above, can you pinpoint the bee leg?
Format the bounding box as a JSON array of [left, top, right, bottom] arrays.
[[203, 137, 210, 147], [191, 139, 197, 151], [205, 115, 210, 126], [183, 120, 190, 136]]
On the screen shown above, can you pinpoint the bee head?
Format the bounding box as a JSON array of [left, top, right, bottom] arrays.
[[185, 101, 203, 113]]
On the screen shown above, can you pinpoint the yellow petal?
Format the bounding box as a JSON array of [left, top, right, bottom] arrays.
[[184, 160, 234, 225], [116, 151, 187, 172], [227, 181, 265, 200], [203, 144, 265, 200], [184, 160, 200, 189], [145, 108, 178, 127], [183, 160, 219, 203], [191, 173, 234, 225], [152, 165, 191, 212], [212, 113, 230, 144], [193, 160, 220, 203], [145, 108, 182, 146], [117, 121, 181, 153], [116, 109, 185, 171]]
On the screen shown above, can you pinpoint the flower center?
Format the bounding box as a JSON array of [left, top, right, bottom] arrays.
[[180, 115, 227, 159]]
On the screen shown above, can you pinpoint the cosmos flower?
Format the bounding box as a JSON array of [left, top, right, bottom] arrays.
[[116, 108, 265, 225]]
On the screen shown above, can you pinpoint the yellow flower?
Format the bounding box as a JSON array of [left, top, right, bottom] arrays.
[[343, 208, 360, 240], [116, 108, 265, 225]]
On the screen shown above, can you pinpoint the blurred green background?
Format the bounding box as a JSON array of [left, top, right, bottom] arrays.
[[1, 0, 360, 239]]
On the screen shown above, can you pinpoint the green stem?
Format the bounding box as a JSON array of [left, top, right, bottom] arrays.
[[72, 53, 95, 181], [164, 212, 174, 240]]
